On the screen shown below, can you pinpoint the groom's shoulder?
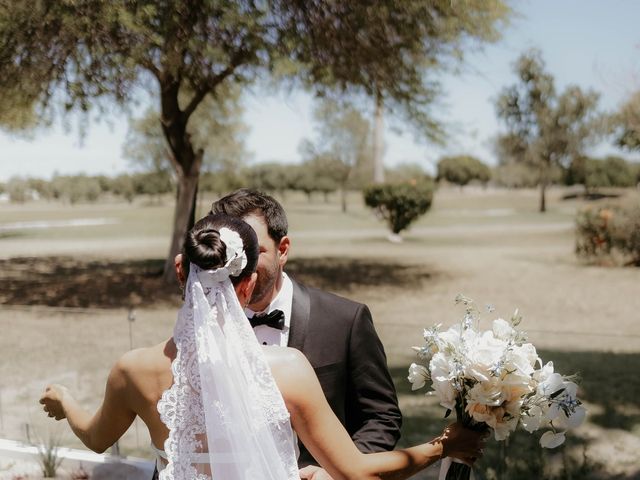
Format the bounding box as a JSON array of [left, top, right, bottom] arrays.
[[291, 277, 367, 313]]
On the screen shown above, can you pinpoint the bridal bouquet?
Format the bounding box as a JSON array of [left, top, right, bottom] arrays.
[[408, 295, 585, 480]]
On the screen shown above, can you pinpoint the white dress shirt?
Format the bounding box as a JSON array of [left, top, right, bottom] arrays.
[[245, 272, 293, 346]]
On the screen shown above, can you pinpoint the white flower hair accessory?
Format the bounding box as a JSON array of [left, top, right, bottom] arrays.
[[219, 227, 247, 277]]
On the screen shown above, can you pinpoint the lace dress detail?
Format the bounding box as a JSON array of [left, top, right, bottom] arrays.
[[157, 266, 299, 480]]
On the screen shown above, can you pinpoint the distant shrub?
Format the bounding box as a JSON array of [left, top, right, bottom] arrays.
[[199, 169, 244, 195], [363, 179, 434, 236], [576, 201, 640, 266], [246, 163, 296, 195], [110, 175, 136, 202], [50, 175, 101, 204], [437, 155, 491, 187], [132, 171, 174, 196], [568, 156, 636, 191], [68, 176, 101, 204], [6, 177, 31, 203]]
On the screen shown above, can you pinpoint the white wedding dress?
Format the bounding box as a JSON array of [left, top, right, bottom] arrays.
[[155, 253, 300, 480]]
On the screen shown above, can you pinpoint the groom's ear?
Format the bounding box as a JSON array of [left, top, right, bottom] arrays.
[[245, 272, 258, 300], [174, 254, 186, 286], [277, 235, 290, 268], [237, 272, 257, 307]]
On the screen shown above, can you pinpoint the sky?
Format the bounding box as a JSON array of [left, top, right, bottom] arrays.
[[1, 0, 639, 181]]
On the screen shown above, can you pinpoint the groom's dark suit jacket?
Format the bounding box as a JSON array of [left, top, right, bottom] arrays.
[[287, 278, 402, 467]]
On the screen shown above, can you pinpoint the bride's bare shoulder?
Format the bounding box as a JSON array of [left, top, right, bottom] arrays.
[[115, 339, 174, 379], [263, 347, 318, 404], [263, 346, 310, 372]]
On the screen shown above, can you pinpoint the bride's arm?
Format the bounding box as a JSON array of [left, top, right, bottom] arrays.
[[39, 356, 137, 453], [274, 348, 483, 480]]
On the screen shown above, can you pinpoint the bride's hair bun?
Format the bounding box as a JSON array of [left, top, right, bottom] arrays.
[[183, 213, 259, 285], [184, 227, 227, 271]]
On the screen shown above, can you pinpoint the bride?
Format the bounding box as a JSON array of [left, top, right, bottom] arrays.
[[40, 213, 485, 480]]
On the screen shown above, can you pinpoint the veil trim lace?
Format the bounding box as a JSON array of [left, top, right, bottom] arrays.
[[156, 231, 299, 480]]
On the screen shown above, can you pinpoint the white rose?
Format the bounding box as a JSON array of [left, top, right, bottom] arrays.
[[467, 378, 503, 407], [464, 331, 505, 382], [508, 343, 538, 376], [439, 325, 464, 350]]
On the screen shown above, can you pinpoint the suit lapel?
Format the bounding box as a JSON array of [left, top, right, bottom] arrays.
[[288, 278, 310, 350]]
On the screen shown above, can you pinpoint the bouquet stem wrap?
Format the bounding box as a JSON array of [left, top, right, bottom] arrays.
[[439, 403, 480, 480], [439, 457, 475, 480]]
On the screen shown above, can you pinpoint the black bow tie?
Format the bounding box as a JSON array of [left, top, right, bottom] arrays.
[[249, 309, 285, 330]]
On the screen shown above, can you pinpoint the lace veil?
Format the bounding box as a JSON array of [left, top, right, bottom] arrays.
[[157, 228, 299, 480]]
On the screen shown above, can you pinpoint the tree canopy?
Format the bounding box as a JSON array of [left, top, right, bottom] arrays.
[[0, 0, 511, 281], [300, 99, 371, 211], [495, 49, 602, 212], [612, 90, 640, 151]]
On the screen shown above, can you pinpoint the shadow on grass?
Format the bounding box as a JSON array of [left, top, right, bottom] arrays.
[[286, 257, 433, 294], [0, 256, 177, 308], [389, 348, 640, 480], [0, 256, 434, 308]]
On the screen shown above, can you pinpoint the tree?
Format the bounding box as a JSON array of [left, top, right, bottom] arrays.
[[274, 1, 512, 183], [0, 1, 510, 282], [437, 155, 491, 188], [124, 86, 250, 196], [612, 90, 640, 151], [300, 100, 370, 212], [301, 155, 344, 202], [495, 50, 602, 212]]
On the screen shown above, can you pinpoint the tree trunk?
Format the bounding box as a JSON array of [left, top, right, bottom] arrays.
[[162, 164, 201, 284], [373, 91, 385, 184], [340, 186, 347, 213], [157, 77, 206, 285], [539, 161, 548, 213]]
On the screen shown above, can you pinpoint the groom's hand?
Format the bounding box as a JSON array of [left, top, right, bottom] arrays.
[[299, 465, 334, 480]]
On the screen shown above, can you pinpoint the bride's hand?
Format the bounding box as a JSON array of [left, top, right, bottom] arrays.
[[438, 422, 488, 465], [39, 384, 70, 421], [299, 465, 335, 479]]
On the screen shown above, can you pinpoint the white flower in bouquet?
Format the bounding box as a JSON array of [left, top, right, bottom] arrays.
[[407, 296, 586, 480], [408, 363, 429, 391]]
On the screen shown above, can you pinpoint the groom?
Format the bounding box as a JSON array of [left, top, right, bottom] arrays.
[[210, 188, 402, 472]]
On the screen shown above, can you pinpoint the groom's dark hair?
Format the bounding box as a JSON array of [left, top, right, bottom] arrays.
[[209, 188, 288, 243]]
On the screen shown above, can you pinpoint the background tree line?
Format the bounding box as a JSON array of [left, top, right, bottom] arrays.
[[3, 151, 637, 206], [3, 3, 640, 276]]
